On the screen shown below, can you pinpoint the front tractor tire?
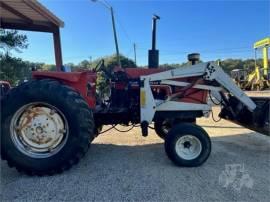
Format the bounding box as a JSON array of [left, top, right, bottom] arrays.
[[1, 79, 95, 175], [164, 123, 211, 167], [154, 118, 196, 140]]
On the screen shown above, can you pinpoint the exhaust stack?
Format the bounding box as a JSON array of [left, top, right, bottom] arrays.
[[148, 15, 160, 68]]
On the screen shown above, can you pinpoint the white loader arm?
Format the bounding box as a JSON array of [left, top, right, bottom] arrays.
[[140, 62, 256, 124]]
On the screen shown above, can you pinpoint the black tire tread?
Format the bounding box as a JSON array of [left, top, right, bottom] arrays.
[[154, 118, 196, 140], [1, 79, 95, 176], [164, 123, 211, 167], [154, 119, 168, 140]]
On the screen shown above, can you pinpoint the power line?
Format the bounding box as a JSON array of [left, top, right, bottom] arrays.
[[125, 47, 134, 58], [136, 39, 252, 49], [63, 47, 252, 61], [161, 46, 250, 53], [114, 12, 133, 45], [113, 11, 140, 64], [134, 47, 252, 56]]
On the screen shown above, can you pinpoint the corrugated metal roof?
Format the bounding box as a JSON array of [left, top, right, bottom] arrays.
[[0, 0, 64, 32]]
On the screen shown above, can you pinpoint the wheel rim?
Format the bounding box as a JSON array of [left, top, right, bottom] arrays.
[[10, 102, 69, 158], [175, 135, 202, 160]]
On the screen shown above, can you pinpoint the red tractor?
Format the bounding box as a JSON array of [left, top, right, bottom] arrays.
[[2, 55, 268, 176], [0, 57, 208, 174], [1, 7, 268, 176]]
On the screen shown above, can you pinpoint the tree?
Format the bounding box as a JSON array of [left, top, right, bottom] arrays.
[[90, 54, 136, 70], [104, 54, 136, 69], [0, 29, 28, 54], [219, 58, 263, 73], [78, 60, 91, 70], [0, 29, 30, 84], [0, 53, 45, 85], [41, 64, 56, 71]]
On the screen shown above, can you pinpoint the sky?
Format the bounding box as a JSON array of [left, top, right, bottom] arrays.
[[13, 0, 270, 66]]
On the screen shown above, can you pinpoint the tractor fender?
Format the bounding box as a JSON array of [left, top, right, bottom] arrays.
[[32, 71, 89, 82], [32, 71, 97, 108]]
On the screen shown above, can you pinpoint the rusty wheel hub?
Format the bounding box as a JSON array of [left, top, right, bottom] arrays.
[[11, 102, 69, 158]]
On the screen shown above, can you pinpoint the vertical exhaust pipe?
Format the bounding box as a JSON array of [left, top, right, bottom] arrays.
[[148, 15, 160, 68]]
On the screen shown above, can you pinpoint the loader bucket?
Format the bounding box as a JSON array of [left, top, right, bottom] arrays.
[[219, 96, 270, 136]]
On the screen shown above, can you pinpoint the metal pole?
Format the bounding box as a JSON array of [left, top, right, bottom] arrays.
[[134, 43, 137, 65], [152, 19, 156, 50], [263, 47, 268, 77], [148, 15, 160, 68], [92, 0, 121, 67], [152, 15, 160, 50], [254, 49, 257, 69], [110, 7, 121, 67]]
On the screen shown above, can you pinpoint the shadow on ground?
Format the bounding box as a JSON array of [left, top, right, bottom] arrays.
[[1, 132, 270, 201]]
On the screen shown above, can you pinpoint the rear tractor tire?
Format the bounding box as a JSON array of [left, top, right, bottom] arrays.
[[164, 123, 211, 167], [1, 79, 95, 175]]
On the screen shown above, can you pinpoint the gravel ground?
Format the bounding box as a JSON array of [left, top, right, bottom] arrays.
[[245, 90, 270, 97], [1, 107, 270, 202]]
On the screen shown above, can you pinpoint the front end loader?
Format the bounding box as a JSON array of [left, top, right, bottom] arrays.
[[1, 2, 269, 176], [1, 59, 269, 175]]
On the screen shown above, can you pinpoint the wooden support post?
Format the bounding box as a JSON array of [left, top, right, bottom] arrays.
[[53, 28, 63, 71]]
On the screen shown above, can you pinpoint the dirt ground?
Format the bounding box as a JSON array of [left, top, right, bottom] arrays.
[[245, 90, 270, 97], [1, 107, 270, 202]]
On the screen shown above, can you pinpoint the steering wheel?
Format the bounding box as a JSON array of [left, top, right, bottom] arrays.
[[93, 59, 105, 72], [93, 59, 113, 80]]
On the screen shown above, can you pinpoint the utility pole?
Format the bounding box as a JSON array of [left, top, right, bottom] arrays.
[[92, 0, 121, 67], [133, 43, 137, 65], [110, 7, 121, 67]]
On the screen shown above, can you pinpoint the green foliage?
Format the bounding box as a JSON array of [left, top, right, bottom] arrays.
[[102, 54, 136, 70], [0, 54, 43, 85], [219, 58, 263, 73], [41, 64, 56, 71], [77, 60, 91, 70], [0, 29, 30, 85], [0, 29, 28, 53], [76, 54, 136, 71], [160, 58, 265, 74]]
